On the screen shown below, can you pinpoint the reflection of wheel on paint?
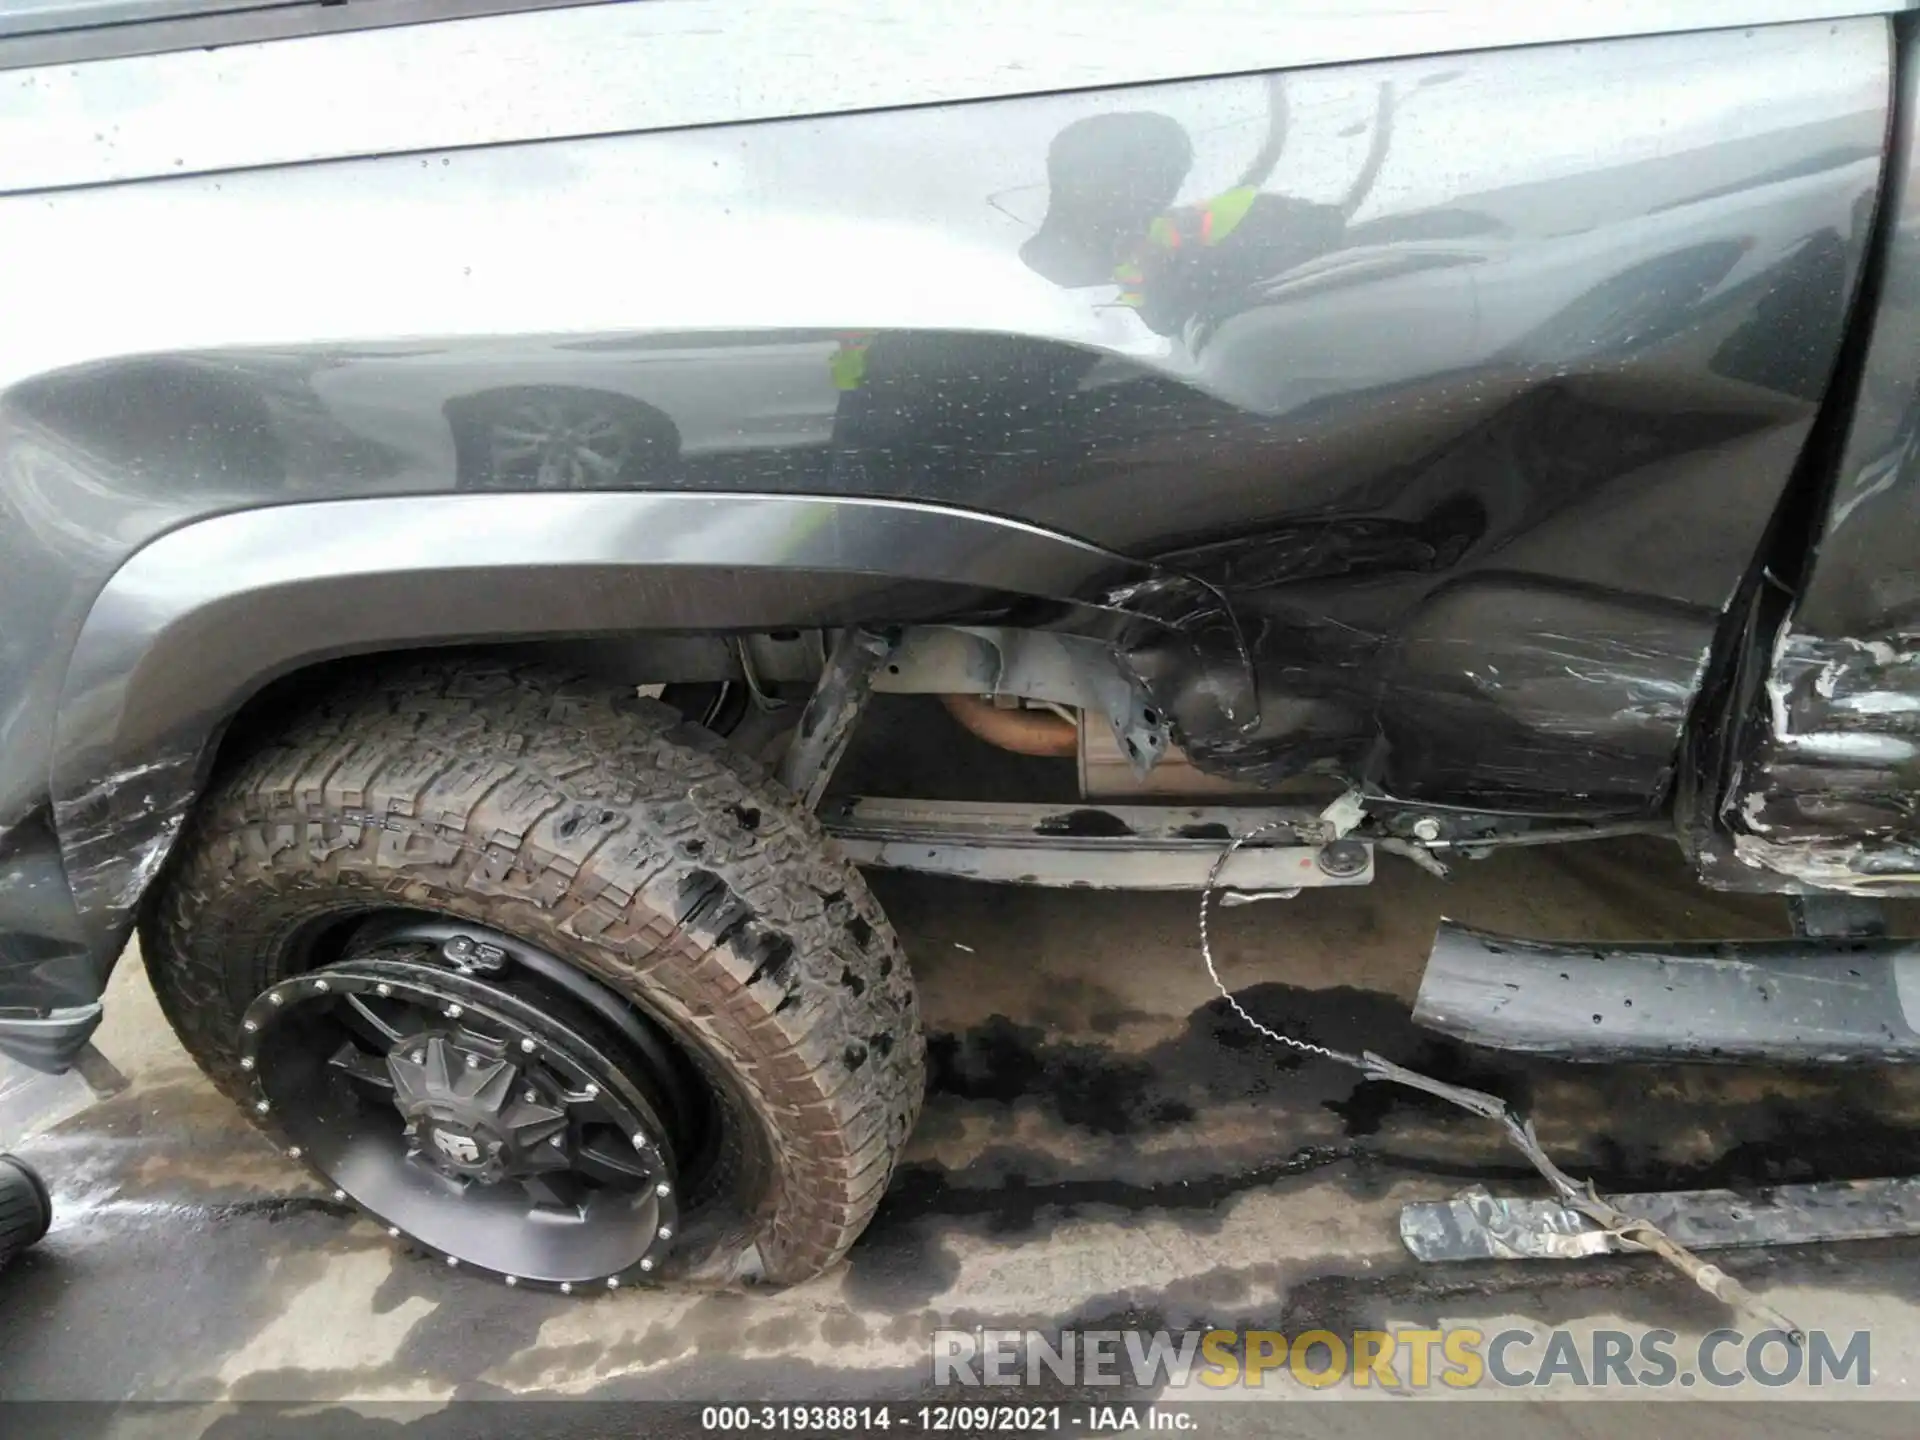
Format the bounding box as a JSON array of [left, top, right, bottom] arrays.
[[0, 1155, 51, 1269], [141, 661, 922, 1290], [445, 386, 680, 490]]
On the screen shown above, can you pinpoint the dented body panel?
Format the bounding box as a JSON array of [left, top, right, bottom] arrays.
[[0, 3, 1911, 1063], [1721, 26, 1920, 893]]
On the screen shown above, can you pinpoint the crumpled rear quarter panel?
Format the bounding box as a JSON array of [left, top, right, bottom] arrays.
[[1724, 31, 1920, 893]]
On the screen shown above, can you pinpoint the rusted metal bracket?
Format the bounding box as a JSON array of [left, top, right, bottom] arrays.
[[776, 627, 895, 809]]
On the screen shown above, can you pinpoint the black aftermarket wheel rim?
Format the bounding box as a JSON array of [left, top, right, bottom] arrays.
[[240, 922, 697, 1291]]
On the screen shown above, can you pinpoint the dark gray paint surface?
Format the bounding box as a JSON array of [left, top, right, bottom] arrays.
[[3, 28, 1887, 813], [1415, 921, 1920, 1062], [6, 1, 1903, 182], [0, 20, 1899, 1037], [1719, 24, 1920, 894]]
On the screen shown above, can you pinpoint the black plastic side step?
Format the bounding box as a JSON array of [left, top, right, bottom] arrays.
[[1412, 921, 1920, 1063]]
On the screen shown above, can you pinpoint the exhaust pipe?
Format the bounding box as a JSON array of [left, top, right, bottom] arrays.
[[940, 694, 1077, 758]]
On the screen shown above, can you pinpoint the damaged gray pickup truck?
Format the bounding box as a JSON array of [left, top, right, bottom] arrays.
[[9, 0, 1920, 1292]]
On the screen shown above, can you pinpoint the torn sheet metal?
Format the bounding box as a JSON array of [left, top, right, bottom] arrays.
[[1706, 53, 1920, 897], [1403, 1177, 1920, 1262], [50, 753, 198, 946], [1413, 921, 1920, 1062], [1717, 630, 1920, 894]]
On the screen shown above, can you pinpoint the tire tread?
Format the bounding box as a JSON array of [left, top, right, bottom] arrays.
[[141, 660, 922, 1283]]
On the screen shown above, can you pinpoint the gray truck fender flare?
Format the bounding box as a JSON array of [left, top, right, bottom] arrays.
[[47, 489, 1246, 947]]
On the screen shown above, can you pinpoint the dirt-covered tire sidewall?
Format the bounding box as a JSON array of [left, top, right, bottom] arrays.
[[140, 661, 923, 1285]]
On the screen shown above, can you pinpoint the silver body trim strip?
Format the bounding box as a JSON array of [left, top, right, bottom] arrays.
[[3, 0, 1913, 194]]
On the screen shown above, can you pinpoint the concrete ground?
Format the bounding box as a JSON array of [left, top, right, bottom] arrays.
[[6, 834, 1920, 1418]]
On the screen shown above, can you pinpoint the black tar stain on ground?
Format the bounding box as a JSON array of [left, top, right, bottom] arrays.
[[920, 980, 1920, 1182], [843, 980, 1920, 1309], [923, 981, 1525, 1139]]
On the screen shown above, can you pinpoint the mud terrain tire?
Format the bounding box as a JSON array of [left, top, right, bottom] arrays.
[[141, 660, 923, 1284]]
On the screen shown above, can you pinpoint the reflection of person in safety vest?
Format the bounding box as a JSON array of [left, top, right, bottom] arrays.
[[829, 331, 873, 394], [820, 80, 1395, 492], [1020, 79, 1394, 345]]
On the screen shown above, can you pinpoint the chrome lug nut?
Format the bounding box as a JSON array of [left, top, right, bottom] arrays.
[[465, 1053, 482, 1070], [243, 1019, 259, 1032], [313, 979, 330, 993], [657, 1226, 671, 1241], [445, 1004, 463, 1019], [240, 1057, 255, 1071], [1411, 817, 1443, 842], [446, 1255, 460, 1268], [639, 1258, 654, 1273], [520, 1038, 537, 1054], [582, 1082, 599, 1099], [376, 983, 392, 998], [523, 1090, 538, 1104], [606, 1276, 620, 1289], [655, 1182, 671, 1198], [560, 1282, 573, 1295], [388, 1226, 401, 1238], [504, 1275, 518, 1287], [288, 1146, 302, 1160], [255, 1100, 270, 1113], [332, 1189, 346, 1202]]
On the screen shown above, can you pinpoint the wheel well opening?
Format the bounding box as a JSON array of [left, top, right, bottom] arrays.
[[202, 636, 795, 785]]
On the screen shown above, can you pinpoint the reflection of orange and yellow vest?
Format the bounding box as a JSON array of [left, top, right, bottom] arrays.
[[830, 333, 875, 391], [1113, 183, 1260, 306]]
